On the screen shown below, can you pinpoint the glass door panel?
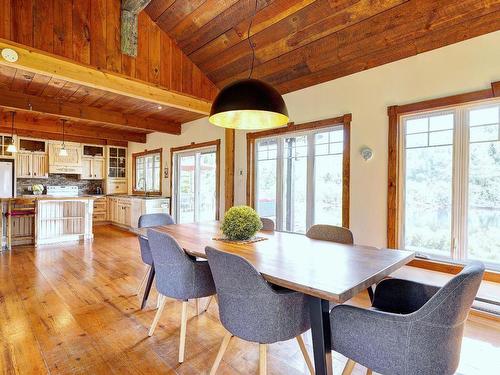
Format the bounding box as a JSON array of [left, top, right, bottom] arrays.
[[281, 135, 308, 233], [177, 154, 195, 224], [314, 129, 344, 226], [175, 148, 217, 224], [198, 152, 217, 222], [255, 139, 278, 223]]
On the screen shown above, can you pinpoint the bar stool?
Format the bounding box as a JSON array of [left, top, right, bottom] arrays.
[[6, 197, 37, 250]]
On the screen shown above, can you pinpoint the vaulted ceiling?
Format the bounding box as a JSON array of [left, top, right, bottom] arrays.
[[146, 0, 500, 94]]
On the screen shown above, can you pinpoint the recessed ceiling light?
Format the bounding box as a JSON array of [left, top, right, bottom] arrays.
[[157, 105, 163, 110], [1, 48, 19, 63]]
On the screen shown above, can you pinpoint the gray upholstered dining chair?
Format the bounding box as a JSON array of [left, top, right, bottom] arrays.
[[306, 224, 353, 244], [205, 246, 314, 375], [306, 224, 375, 302], [260, 217, 275, 231], [330, 261, 485, 375], [136, 213, 175, 309], [147, 229, 216, 363]]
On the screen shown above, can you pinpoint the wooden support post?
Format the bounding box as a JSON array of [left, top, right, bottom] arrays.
[[224, 128, 235, 212]]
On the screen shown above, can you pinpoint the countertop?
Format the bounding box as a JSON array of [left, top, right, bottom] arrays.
[[1, 194, 171, 202]]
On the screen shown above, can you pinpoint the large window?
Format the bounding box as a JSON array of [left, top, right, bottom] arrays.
[[400, 101, 500, 270], [171, 141, 220, 224], [132, 149, 162, 195], [250, 116, 350, 234]]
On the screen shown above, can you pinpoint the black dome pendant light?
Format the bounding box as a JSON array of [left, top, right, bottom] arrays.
[[209, 0, 289, 130]]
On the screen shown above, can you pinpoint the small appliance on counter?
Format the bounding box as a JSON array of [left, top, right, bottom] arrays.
[[46, 186, 79, 197], [32, 184, 44, 195]]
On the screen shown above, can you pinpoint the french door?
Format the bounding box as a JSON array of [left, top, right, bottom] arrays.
[[254, 125, 345, 233], [173, 147, 217, 224]]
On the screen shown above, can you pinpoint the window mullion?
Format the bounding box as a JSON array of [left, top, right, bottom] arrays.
[[276, 138, 284, 231], [306, 133, 315, 230]]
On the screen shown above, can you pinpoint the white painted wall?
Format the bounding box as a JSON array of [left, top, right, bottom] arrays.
[[130, 31, 500, 248]]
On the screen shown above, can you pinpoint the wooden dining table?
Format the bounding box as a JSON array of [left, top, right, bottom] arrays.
[[136, 221, 415, 375]]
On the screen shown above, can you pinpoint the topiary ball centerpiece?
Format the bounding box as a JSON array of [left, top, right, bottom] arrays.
[[221, 205, 263, 241]]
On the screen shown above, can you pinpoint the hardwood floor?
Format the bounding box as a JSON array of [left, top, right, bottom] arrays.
[[1, 225, 498, 374]]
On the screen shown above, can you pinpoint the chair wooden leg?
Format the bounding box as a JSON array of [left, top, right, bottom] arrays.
[[259, 344, 267, 375], [148, 295, 166, 336], [209, 332, 232, 375], [195, 298, 199, 315], [342, 359, 356, 375], [178, 300, 188, 363], [136, 266, 150, 295], [366, 369, 373, 375], [296, 335, 314, 375], [203, 296, 214, 313]]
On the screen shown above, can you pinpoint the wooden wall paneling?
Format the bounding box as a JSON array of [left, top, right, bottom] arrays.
[[0, 0, 11, 39], [105, 0, 122, 73], [181, 54, 193, 95], [11, 0, 33, 46], [135, 12, 149, 82], [224, 128, 235, 212], [72, 0, 91, 65], [53, 0, 73, 59], [33, 0, 54, 53], [90, 0, 107, 68], [148, 20, 161, 84], [171, 41, 183, 92], [159, 31, 172, 89]]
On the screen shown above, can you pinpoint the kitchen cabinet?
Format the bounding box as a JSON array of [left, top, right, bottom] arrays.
[[107, 196, 170, 229], [16, 151, 48, 178], [81, 156, 105, 180], [48, 142, 82, 174], [16, 138, 48, 178], [0, 135, 14, 157], [105, 146, 127, 194], [92, 197, 107, 223]]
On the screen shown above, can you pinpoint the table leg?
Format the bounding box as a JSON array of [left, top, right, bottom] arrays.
[[141, 265, 155, 310], [308, 296, 333, 375]]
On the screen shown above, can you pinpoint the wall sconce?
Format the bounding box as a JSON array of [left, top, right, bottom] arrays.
[[360, 147, 373, 161]]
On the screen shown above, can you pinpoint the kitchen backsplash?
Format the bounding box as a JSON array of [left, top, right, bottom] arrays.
[[16, 175, 104, 196]]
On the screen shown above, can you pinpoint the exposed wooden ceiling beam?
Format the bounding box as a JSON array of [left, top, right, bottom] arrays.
[[0, 111, 146, 143], [0, 39, 211, 115], [0, 126, 128, 147], [121, 1, 153, 56], [0, 87, 181, 134]]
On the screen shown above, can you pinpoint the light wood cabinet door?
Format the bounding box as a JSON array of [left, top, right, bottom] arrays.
[[31, 153, 48, 178], [82, 157, 93, 179], [16, 152, 32, 178], [93, 157, 105, 179]]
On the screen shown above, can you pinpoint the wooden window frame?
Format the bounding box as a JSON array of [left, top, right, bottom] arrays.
[[246, 114, 351, 228], [170, 140, 221, 221], [132, 148, 163, 196], [387, 81, 500, 283]]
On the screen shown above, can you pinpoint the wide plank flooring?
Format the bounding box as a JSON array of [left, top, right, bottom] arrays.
[[0, 225, 499, 374]]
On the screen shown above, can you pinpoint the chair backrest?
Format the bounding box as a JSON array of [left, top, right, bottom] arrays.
[[147, 229, 197, 299], [137, 235, 153, 265], [306, 224, 353, 244], [414, 261, 484, 325], [206, 246, 289, 342], [138, 213, 174, 228], [260, 217, 275, 231]]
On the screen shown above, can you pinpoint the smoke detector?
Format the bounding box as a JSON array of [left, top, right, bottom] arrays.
[[1, 48, 19, 63]]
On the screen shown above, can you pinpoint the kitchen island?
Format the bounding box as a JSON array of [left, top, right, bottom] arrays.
[[1, 196, 96, 248]]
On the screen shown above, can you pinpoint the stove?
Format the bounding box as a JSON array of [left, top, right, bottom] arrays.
[[46, 185, 79, 197]]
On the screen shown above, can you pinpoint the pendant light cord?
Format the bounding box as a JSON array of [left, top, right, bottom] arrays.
[[61, 119, 66, 147], [10, 112, 15, 137], [247, 0, 258, 79]]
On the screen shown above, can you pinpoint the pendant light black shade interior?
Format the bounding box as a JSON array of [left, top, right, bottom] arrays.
[[209, 78, 289, 130]]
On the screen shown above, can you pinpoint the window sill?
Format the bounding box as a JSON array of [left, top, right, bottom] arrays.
[[409, 258, 500, 283]]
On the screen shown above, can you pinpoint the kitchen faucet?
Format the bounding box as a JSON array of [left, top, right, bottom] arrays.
[[138, 177, 149, 197]]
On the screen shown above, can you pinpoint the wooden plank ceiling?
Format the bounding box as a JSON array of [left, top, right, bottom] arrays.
[[0, 0, 220, 145], [146, 0, 500, 94]]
